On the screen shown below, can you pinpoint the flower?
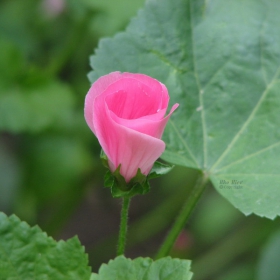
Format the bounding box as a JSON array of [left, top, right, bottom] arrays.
[[41, 0, 65, 17], [85, 72, 179, 182]]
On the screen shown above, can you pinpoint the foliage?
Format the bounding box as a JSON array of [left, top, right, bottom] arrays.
[[0, 212, 91, 279], [91, 255, 192, 280], [0, 212, 192, 280]]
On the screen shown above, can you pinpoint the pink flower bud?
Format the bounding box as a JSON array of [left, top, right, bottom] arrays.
[[41, 0, 65, 17], [85, 72, 178, 182]]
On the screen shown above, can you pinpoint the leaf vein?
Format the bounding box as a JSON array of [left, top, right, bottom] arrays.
[[215, 173, 280, 177], [259, 13, 268, 85], [214, 141, 280, 173], [210, 65, 280, 172], [189, 0, 208, 168], [169, 119, 199, 168], [201, 54, 234, 91]]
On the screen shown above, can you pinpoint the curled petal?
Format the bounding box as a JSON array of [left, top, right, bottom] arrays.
[[109, 103, 179, 138], [85, 72, 122, 134], [94, 98, 165, 181]]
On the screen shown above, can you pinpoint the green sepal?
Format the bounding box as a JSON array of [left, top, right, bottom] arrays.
[[100, 149, 109, 169], [104, 170, 114, 188], [148, 161, 174, 180], [106, 165, 150, 198], [112, 165, 130, 191], [101, 150, 174, 198], [111, 180, 150, 198]]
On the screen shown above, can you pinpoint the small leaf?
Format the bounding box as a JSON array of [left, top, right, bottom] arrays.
[[92, 255, 193, 280], [0, 212, 91, 280], [148, 161, 174, 180]]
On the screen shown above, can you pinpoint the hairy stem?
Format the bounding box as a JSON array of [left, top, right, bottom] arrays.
[[117, 196, 131, 256], [156, 172, 209, 259]]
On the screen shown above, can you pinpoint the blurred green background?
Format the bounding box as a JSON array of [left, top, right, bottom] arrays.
[[0, 0, 279, 279]]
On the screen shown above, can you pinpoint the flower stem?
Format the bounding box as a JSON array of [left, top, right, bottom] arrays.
[[155, 172, 209, 259], [117, 196, 131, 256]]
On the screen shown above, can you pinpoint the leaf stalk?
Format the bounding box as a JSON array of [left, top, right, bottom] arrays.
[[156, 171, 209, 259]]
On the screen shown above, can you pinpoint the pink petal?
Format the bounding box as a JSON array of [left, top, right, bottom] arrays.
[[85, 72, 169, 132], [93, 96, 166, 182], [84, 71, 122, 134], [109, 103, 179, 138], [104, 78, 165, 119], [121, 73, 169, 109]]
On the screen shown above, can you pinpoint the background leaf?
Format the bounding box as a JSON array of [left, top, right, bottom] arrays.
[[0, 212, 91, 280], [0, 140, 20, 212], [91, 255, 192, 280], [88, 0, 280, 219], [80, 0, 145, 36], [257, 230, 280, 280], [0, 80, 75, 133]]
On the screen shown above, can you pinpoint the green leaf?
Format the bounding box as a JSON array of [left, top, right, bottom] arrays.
[[0, 38, 25, 87], [91, 255, 193, 280], [257, 230, 280, 280], [0, 212, 91, 280], [148, 161, 174, 180], [81, 0, 145, 36], [0, 140, 20, 212], [0, 80, 75, 133], [89, 0, 280, 219]]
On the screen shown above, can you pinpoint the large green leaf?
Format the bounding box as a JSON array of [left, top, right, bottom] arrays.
[[89, 0, 280, 219], [91, 255, 192, 280], [0, 212, 91, 280]]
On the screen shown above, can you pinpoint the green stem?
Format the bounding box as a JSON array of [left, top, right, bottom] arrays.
[[117, 196, 131, 256], [156, 172, 209, 259]]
